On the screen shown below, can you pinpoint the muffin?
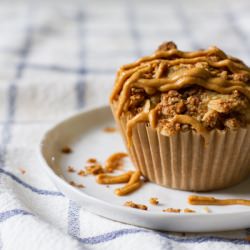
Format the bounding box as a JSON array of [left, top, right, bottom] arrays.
[[110, 41, 250, 191]]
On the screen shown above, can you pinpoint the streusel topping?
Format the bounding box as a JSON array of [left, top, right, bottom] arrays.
[[110, 42, 250, 144]]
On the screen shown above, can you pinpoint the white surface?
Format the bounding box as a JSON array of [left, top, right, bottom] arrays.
[[40, 106, 250, 232]]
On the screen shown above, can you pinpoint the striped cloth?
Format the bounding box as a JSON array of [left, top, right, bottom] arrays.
[[1, 0, 250, 249]]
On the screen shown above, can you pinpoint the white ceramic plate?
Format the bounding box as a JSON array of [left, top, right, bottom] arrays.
[[40, 106, 250, 232]]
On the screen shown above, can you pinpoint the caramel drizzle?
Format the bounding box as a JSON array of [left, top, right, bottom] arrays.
[[188, 195, 250, 206], [126, 111, 148, 147], [110, 46, 250, 144], [172, 115, 209, 139]]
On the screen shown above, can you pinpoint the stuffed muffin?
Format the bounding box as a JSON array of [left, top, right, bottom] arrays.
[[110, 41, 250, 191]]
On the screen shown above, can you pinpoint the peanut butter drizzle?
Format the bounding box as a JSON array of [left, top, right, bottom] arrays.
[[188, 195, 250, 206], [171, 115, 209, 139], [148, 108, 158, 128], [110, 45, 250, 144], [121, 46, 227, 70], [126, 111, 148, 147]]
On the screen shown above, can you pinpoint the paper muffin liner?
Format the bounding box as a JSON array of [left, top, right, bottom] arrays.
[[111, 103, 250, 191]]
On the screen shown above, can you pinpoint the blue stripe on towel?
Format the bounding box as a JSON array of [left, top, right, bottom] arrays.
[[79, 228, 145, 244], [26, 63, 114, 75], [0, 168, 63, 197], [68, 200, 80, 237], [0, 209, 32, 223], [0, 210, 249, 247], [1, 6, 34, 168], [78, 228, 250, 245]]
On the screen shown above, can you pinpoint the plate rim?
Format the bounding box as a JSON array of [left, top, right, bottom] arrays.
[[39, 105, 250, 220]]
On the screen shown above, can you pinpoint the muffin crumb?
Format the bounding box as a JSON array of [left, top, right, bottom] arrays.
[[86, 164, 104, 175], [183, 208, 195, 213], [67, 166, 75, 173], [69, 181, 85, 188], [124, 201, 148, 210], [149, 197, 159, 205], [103, 127, 116, 133], [61, 146, 72, 154], [78, 170, 86, 176], [163, 208, 181, 213], [203, 207, 211, 213], [19, 168, 26, 174], [87, 158, 97, 164]]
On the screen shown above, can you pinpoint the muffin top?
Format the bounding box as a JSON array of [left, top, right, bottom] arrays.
[[110, 41, 250, 141]]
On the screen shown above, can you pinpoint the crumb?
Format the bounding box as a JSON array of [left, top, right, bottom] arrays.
[[183, 208, 195, 213], [67, 166, 75, 173], [86, 164, 104, 175], [103, 127, 116, 133], [69, 181, 85, 188], [19, 168, 26, 174], [149, 197, 159, 205], [78, 170, 86, 176], [106, 185, 110, 188], [86, 158, 97, 164], [233, 72, 250, 83], [85, 158, 104, 175], [61, 146, 72, 154], [203, 207, 211, 213], [128, 88, 147, 111], [124, 201, 148, 210], [163, 208, 181, 213]]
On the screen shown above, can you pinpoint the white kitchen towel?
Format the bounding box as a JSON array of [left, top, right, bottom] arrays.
[[1, 0, 250, 249]]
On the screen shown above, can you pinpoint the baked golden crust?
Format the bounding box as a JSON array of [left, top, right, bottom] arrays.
[[110, 41, 250, 142]]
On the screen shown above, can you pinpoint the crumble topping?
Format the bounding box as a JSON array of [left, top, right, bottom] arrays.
[[111, 41, 250, 143]]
